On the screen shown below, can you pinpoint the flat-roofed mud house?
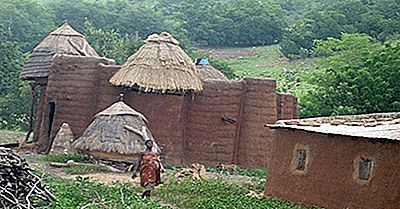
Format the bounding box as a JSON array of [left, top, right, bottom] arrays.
[[20, 24, 298, 168], [265, 112, 400, 209]]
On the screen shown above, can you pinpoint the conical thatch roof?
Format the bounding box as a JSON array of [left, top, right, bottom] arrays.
[[194, 58, 229, 81], [72, 101, 160, 160], [109, 32, 203, 93], [20, 22, 99, 80]]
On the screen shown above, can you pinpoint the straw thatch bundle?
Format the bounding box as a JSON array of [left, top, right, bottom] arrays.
[[71, 101, 161, 161], [195, 58, 228, 81], [110, 32, 203, 93], [20, 22, 99, 80], [50, 123, 75, 154]]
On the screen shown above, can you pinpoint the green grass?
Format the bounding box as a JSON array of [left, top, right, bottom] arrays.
[[26, 153, 90, 163], [154, 178, 322, 209], [28, 165, 320, 209], [219, 45, 317, 93], [37, 175, 170, 209], [64, 164, 111, 175], [27, 153, 110, 174], [207, 167, 267, 178], [0, 130, 25, 144], [164, 164, 267, 178]]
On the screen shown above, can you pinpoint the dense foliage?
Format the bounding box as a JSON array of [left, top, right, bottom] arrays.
[[0, 26, 30, 130], [280, 0, 400, 58], [1, 0, 287, 49], [1, 0, 400, 130], [299, 33, 400, 117], [161, 0, 286, 46], [83, 21, 143, 65]]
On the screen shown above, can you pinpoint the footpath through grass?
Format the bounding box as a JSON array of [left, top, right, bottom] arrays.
[[37, 173, 322, 209], [38, 175, 169, 209], [27, 153, 323, 209]]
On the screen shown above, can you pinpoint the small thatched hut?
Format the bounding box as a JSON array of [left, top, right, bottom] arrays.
[[72, 101, 161, 161], [20, 22, 99, 81], [194, 58, 229, 81], [50, 123, 75, 154], [109, 32, 203, 93]]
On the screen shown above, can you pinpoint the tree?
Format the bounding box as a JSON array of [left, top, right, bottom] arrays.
[[0, 0, 55, 51], [299, 33, 400, 117], [222, 0, 286, 46], [48, 0, 168, 39], [0, 26, 30, 130], [163, 0, 286, 47], [280, 0, 400, 59], [83, 21, 143, 65]]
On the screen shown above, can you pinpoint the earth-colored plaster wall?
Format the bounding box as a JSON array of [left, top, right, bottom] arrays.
[[34, 55, 114, 153], [265, 129, 400, 209], [33, 56, 298, 168], [185, 81, 242, 166], [277, 93, 298, 120]]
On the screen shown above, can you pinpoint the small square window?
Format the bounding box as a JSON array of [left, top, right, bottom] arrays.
[[359, 158, 373, 180], [296, 149, 307, 171]]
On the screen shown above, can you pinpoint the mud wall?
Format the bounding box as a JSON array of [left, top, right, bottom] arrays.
[[34, 55, 115, 153], [277, 93, 299, 120], [265, 129, 400, 209], [236, 79, 277, 168], [34, 56, 298, 167], [32, 85, 47, 144], [185, 81, 242, 166], [94, 64, 187, 165]]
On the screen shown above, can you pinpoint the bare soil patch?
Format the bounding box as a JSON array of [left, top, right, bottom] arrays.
[[196, 47, 260, 61]]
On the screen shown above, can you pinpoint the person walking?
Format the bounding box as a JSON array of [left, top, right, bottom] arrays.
[[132, 140, 164, 199]]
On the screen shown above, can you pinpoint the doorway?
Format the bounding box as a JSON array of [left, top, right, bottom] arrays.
[[47, 101, 56, 139]]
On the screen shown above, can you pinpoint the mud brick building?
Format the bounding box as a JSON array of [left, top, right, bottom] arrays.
[[20, 24, 298, 168], [266, 112, 400, 209]]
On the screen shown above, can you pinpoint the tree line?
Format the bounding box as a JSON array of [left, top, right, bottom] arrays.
[[280, 0, 400, 58], [1, 0, 287, 50], [298, 33, 400, 117], [0, 0, 399, 130]]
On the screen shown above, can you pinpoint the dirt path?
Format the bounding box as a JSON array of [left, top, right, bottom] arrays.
[[29, 161, 263, 208], [71, 172, 138, 184], [30, 160, 257, 183]]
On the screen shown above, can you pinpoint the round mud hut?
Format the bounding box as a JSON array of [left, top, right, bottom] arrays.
[[71, 101, 161, 161], [20, 22, 99, 81], [194, 58, 229, 81], [109, 32, 203, 94]]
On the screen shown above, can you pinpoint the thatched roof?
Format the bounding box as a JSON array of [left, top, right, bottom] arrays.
[[195, 58, 228, 81], [51, 123, 75, 154], [20, 22, 99, 80], [109, 32, 203, 93], [72, 101, 160, 158]]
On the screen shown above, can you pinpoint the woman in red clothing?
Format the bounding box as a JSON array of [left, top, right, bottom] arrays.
[[132, 140, 164, 199]]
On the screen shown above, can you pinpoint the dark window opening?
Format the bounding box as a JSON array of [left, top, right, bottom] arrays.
[[296, 149, 307, 171], [359, 158, 373, 180], [48, 102, 56, 139]]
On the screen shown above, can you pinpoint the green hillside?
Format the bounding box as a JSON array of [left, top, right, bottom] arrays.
[[206, 45, 317, 93]]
